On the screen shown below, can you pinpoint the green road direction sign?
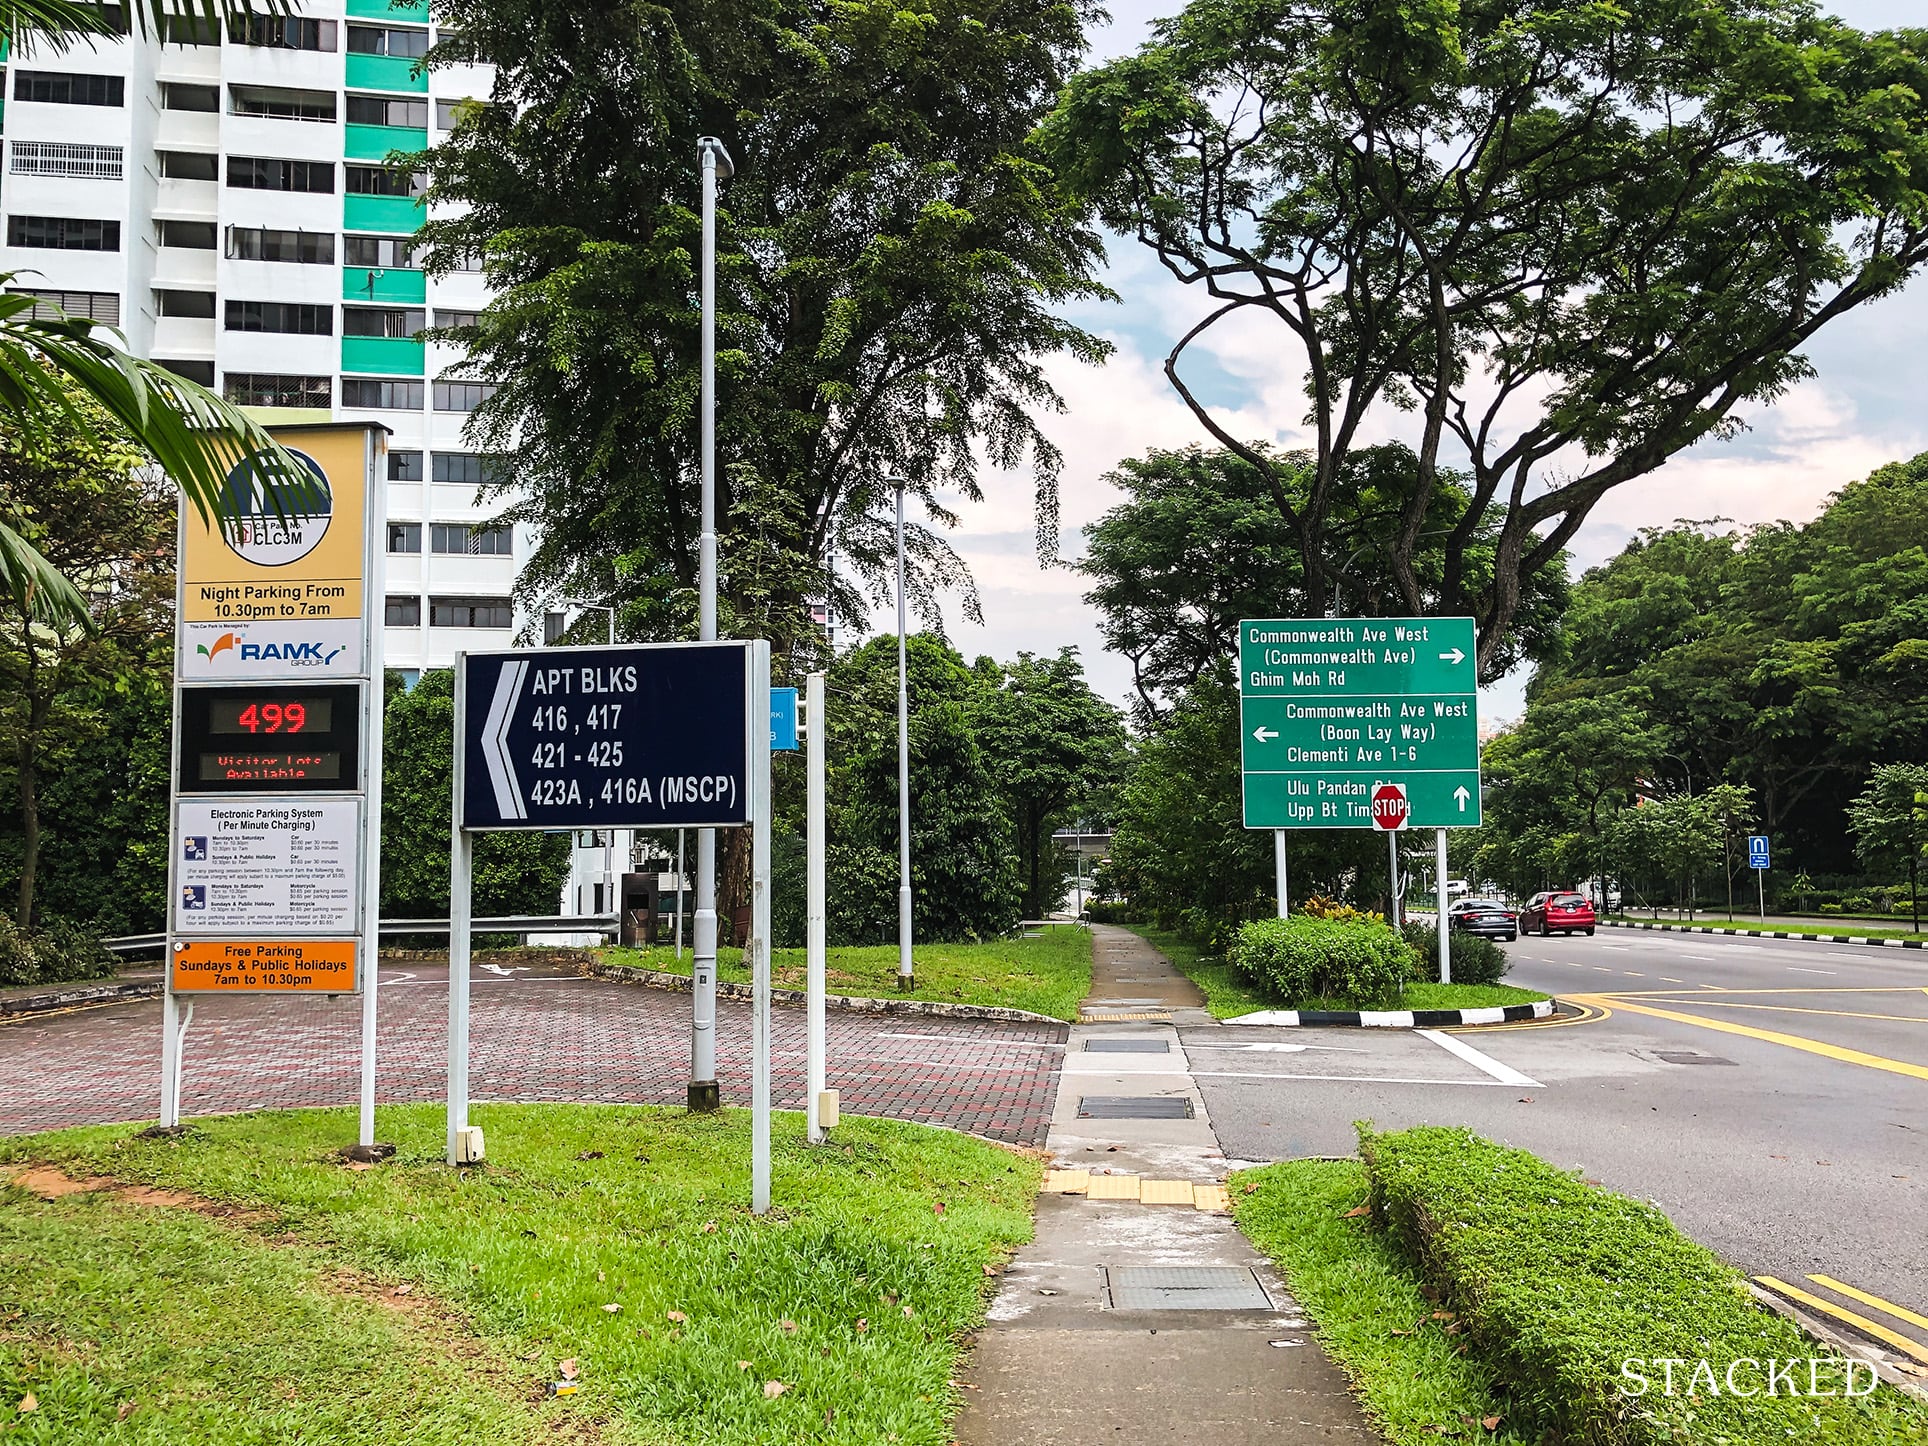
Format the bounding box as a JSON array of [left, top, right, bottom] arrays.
[[1240, 616, 1481, 830]]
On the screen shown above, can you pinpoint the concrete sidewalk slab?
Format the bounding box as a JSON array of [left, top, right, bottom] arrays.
[[955, 925, 1378, 1445]]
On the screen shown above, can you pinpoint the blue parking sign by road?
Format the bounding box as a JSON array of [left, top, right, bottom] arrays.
[[1748, 835, 1770, 870], [770, 688, 799, 751]]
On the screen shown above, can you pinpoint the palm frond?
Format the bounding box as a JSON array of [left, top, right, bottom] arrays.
[[0, 516, 93, 631]]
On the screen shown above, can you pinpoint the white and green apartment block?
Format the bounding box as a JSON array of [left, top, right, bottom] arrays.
[[0, 4, 518, 679]]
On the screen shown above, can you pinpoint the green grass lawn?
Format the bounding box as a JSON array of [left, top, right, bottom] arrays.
[[602, 923, 1093, 1021], [0, 1103, 1043, 1445], [1234, 1158, 1536, 1446], [1122, 926, 1548, 1018], [1608, 914, 1928, 943]]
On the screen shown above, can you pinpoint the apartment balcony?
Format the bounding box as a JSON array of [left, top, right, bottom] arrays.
[[345, 122, 428, 163], [344, 54, 428, 94], [348, 0, 428, 19], [341, 335, 425, 376], [343, 192, 426, 234], [342, 265, 426, 305]]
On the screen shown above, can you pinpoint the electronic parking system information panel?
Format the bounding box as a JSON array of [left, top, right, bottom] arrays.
[[461, 642, 754, 831], [1239, 616, 1481, 830]]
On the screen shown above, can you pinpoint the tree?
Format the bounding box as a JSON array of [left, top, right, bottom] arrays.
[[973, 649, 1128, 918], [0, 6, 306, 628], [1042, 0, 1928, 675], [380, 672, 571, 918], [419, 0, 1108, 650], [1847, 765, 1928, 932], [1080, 444, 1567, 718], [0, 402, 172, 924], [820, 635, 1021, 942]]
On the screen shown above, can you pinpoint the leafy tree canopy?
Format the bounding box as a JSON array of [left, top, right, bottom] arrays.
[[1042, 0, 1928, 675], [422, 0, 1109, 649]]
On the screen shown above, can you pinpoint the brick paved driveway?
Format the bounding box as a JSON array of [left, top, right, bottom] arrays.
[[0, 965, 1066, 1145]]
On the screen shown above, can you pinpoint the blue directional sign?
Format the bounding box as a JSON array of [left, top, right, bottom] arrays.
[[770, 687, 798, 752], [460, 642, 752, 831], [1748, 835, 1770, 870]]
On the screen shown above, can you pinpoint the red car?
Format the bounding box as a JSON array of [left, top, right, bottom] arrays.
[[1521, 891, 1596, 936]]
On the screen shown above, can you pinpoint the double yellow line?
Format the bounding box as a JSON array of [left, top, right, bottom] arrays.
[[1755, 1275, 1928, 1367], [1565, 992, 1928, 1083]]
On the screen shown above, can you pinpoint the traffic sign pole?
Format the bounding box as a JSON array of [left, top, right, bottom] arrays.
[[1435, 829, 1451, 986], [1388, 832, 1400, 928], [750, 642, 772, 1214], [1273, 830, 1289, 918], [448, 651, 472, 1166], [805, 671, 828, 1143]]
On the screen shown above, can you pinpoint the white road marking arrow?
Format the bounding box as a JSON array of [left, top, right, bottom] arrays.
[[478, 962, 527, 977], [1440, 647, 1466, 665], [1253, 726, 1279, 742], [1453, 785, 1471, 810], [483, 658, 529, 821]]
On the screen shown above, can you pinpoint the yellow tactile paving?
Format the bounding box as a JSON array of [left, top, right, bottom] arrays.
[[1042, 1170, 1090, 1194], [1139, 1179, 1195, 1206], [1192, 1185, 1231, 1213], [1085, 1174, 1143, 1201]]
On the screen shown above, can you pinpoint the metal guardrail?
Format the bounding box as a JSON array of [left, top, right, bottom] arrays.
[[102, 915, 621, 955]]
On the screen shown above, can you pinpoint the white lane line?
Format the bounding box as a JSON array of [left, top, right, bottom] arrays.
[[1418, 1028, 1543, 1088], [1682, 954, 1716, 961], [880, 1032, 1065, 1050], [1788, 967, 1837, 976], [1189, 1041, 1368, 1055], [1189, 1070, 1515, 1087], [1602, 945, 1632, 951], [1660, 977, 1686, 984]]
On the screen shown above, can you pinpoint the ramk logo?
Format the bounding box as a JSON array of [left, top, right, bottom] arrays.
[[195, 631, 345, 666]]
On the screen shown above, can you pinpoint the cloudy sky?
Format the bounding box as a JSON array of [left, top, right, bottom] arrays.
[[912, 0, 1927, 725]]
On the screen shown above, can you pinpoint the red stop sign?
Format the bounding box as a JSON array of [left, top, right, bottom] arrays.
[[1370, 782, 1409, 831]]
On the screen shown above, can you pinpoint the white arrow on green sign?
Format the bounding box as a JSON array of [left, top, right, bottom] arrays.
[[1239, 616, 1481, 830]]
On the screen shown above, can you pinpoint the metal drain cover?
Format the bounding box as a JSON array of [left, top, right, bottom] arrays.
[[1108, 1266, 1271, 1310], [1078, 1095, 1193, 1119], [1655, 1051, 1738, 1066], [1084, 1039, 1170, 1054]]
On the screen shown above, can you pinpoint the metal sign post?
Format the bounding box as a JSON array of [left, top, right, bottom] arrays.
[[1273, 830, 1289, 918], [805, 671, 830, 1144], [161, 423, 387, 1149], [1749, 835, 1770, 923], [450, 641, 771, 1205], [1435, 829, 1452, 985]]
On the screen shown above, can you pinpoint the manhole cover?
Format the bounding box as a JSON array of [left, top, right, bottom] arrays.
[[1084, 1039, 1170, 1054], [1654, 1051, 1738, 1066], [1078, 1096, 1193, 1119], [1108, 1266, 1271, 1310]]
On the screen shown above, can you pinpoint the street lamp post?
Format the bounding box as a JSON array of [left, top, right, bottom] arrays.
[[893, 476, 914, 990], [689, 135, 733, 1112]]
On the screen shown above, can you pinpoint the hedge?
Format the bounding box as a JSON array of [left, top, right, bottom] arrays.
[[1401, 921, 1511, 986], [1228, 914, 1409, 1008], [1359, 1125, 1928, 1445], [0, 916, 115, 988]]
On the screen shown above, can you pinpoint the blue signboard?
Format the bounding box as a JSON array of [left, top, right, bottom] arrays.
[[770, 687, 798, 751], [1748, 834, 1770, 870], [461, 642, 752, 831]]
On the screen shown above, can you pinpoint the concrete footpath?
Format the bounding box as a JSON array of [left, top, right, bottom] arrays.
[[955, 926, 1376, 1445]]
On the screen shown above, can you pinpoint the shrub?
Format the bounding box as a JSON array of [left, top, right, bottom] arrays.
[[0, 916, 115, 988], [1359, 1124, 1928, 1445], [1400, 921, 1511, 986], [1083, 900, 1136, 925], [1297, 894, 1385, 925], [1228, 915, 1411, 1008]]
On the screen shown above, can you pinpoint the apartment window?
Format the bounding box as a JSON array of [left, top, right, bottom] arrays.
[[431, 452, 502, 486], [159, 11, 219, 44], [224, 373, 331, 408], [226, 300, 333, 335], [431, 596, 514, 629], [159, 359, 215, 386], [235, 15, 337, 51], [343, 377, 425, 409], [389, 450, 424, 482], [346, 94, 429, 128], [228, 157, 335, 194], [10, 142, 123, 179], [343, 234, 417, 268], [431, 523, 513, 556], [159, 151, 219, 181], [8, 216, 120, 251], [7, 288, 119, 324], [385, 595, 422, 626], [229, 87, 337, 123], [387, 523, 421, 554], [345, 165, 426, 198], [14, 71, 125, 108], [226, 226, 334, 264], [347, 23, 430, 58], [343, 306, 425, 338], [434, 98, 487, 130], [433, 381, 495, 413], [162, 83, 220, 112], [158, 289, 217, 319], [159, 220, 218, 249], [443, 248, 484, 273], [434, 308, 481, 330]]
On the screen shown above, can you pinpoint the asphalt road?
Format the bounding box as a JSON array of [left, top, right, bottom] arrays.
[[1190, 927, 1928, 1350]]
